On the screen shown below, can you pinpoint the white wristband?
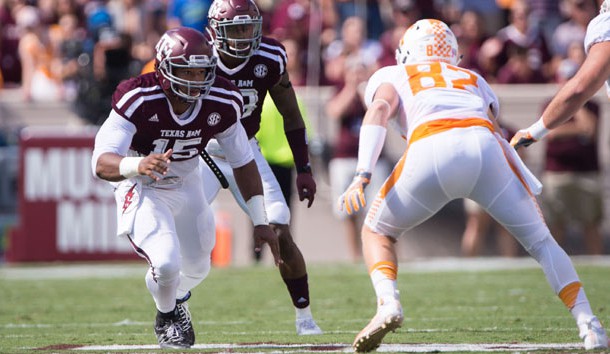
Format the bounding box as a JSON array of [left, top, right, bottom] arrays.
[[119, 157, 144, 178], [528, 117, 550, 141], [246, 195, 269, 226], [356, 124, 387, 172]]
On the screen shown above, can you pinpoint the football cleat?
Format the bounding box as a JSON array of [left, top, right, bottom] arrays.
[[353, 299, 404, 353], [296, 317, 323, 335], [579, 317, 609, 350], [154, 309, 190, 349], [176, 291, 195, 346]]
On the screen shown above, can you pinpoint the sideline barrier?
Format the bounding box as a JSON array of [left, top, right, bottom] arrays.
[[6, 127, 137, 262]]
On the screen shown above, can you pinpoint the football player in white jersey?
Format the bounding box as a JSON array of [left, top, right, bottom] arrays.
[[91, 27, 281, 349], [338, 19, 609, 352], [511, 0, 610, 147]]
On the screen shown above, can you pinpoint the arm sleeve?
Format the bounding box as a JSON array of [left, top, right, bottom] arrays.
[[215, 123, 254, 168], [91, 110, 136, 176]]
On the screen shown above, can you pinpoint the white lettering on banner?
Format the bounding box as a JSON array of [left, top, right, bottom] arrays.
[[57, 201, 130, 253], [65, 148, 92, 199], [24, 148, 113, 201], [25, 148, 62, 200]]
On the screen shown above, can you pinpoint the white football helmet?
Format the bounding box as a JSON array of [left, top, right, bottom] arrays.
[[395, 19, 460, 66], [601, 0, 608, 13]]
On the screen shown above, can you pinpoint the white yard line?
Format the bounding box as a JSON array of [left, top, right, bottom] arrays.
[[73, 342, 583, 352]]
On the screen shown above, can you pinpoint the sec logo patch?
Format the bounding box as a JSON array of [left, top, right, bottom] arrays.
[[254, 64, 268, 78], [207, 112, 221, 126]]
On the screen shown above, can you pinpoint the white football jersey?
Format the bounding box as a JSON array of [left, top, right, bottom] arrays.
[[364, 62, 499, 143], [584, 11, 610, 96]]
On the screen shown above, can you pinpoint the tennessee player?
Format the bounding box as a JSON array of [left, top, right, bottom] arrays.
[[91, 27, 281, 349], [201, 0, 322, 335], [338, 19, 608, 352], [511, 0, 610, 148]]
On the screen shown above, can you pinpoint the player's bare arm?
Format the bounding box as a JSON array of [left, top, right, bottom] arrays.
[[364, 83, 400, 127], [95, 149, 173, 182], [233, 160, 283, 266], [270, 71, 317, 207]]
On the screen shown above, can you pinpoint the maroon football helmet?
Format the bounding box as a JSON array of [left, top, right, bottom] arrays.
[[154, 27, 217, 102], [208, 0, 262, 58]]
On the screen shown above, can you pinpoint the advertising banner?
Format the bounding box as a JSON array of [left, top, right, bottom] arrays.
[[6, 127, 138, 262]]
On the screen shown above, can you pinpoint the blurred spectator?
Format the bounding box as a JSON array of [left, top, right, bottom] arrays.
[[323, 16, 382, 86], [325, 56, 391, 262], [452, 10, 488, 74], [496, 45, 547, 83], [269, 0, 330, 85], [551, 0, 596, 61], [17, 5, 63, 101], [166, 0, 212, 32], [108, 0, 162, 65], [72, 1, 140, 124], [528, 0, 563, 48], [0, 0, 24, 85], [283, 38, 306, 86], [378, 0, 421, 68], [479, 0, 552, 82], [51, 13, 87, 101], [334, 0, 386, 40], [540, 52, 604, 255], [438, 0, 504, 33]]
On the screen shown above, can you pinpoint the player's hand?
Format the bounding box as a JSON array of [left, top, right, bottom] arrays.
[[142, 149, 173, 181], [296, 171, 316, 208], [338, 171, 371, 215], [253, 225, 283, 266], [509, 131, 536, 150]]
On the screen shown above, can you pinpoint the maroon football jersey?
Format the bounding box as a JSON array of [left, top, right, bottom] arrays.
[[214, 36, 287, 138], [111, 72, 243, 161]]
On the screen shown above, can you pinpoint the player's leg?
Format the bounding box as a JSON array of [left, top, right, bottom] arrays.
[[354, 134, 463, 352], [173, 169, 218, 346], [249, 139, 322, 335], [126, 188, 189, 348], [474, 139, 608, 350]]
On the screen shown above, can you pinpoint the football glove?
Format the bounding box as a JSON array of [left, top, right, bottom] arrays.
[[509, 131, 536, 150], [338, 171, 372, 215]]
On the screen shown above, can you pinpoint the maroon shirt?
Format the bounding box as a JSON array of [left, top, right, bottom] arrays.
[[112, 72, 243, 161], [214, 36, 286, 139], [544, 100, 599, 172]]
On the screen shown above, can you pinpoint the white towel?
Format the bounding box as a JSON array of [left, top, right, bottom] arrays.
[[115, 180, 142, 237]]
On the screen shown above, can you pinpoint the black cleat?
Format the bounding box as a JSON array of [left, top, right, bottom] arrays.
[[176, 291, 195, 346]]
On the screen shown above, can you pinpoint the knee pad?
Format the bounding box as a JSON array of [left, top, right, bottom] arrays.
[[150, 261, 181, 287]]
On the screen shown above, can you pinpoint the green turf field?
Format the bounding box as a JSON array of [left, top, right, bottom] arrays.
[[0, 259, 608, 353]]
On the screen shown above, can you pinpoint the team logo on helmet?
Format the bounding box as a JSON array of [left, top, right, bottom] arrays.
[[207, 112, 221, 126], [253, 64, 268, 78], [395, 19, 460, 66]]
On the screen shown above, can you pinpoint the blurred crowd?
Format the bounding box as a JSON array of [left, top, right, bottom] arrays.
[[0, 0, 599, 109]]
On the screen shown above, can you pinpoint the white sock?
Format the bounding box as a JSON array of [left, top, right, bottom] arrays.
[[571, 288, 595, 325], [296, 305, 313, 320]]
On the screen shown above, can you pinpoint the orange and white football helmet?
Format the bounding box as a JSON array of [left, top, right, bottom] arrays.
[[395, 19, 460, 66]]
